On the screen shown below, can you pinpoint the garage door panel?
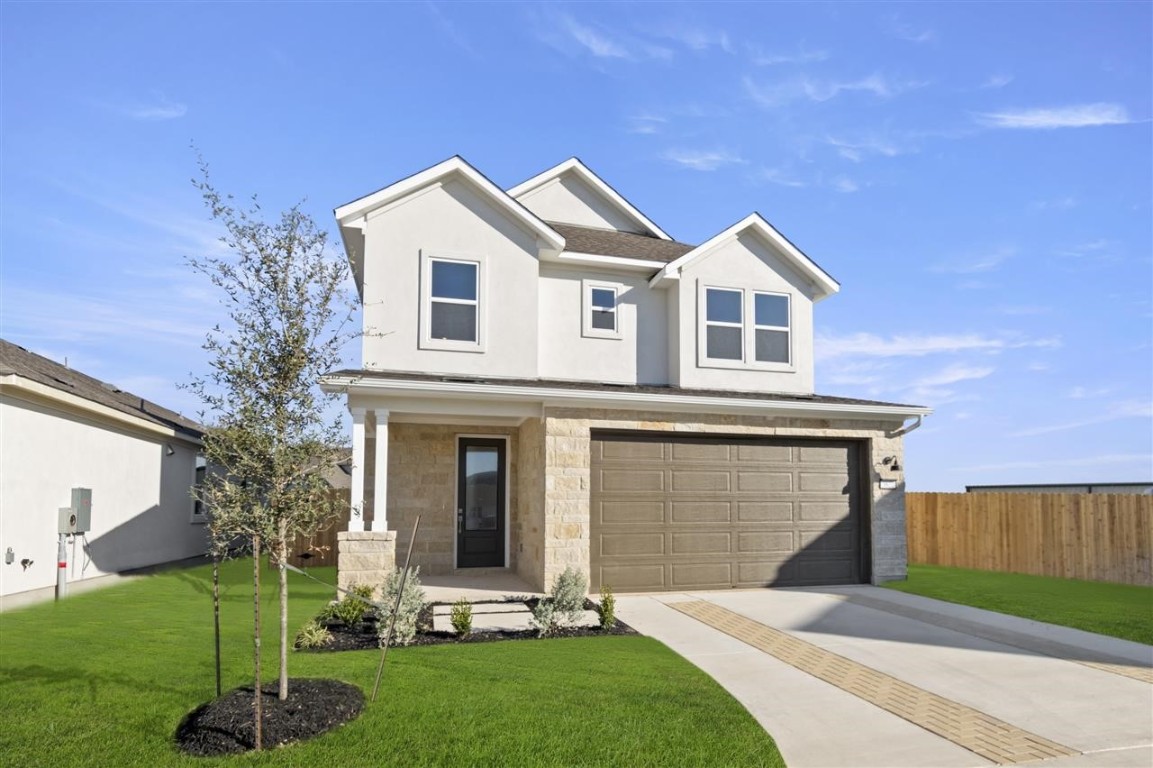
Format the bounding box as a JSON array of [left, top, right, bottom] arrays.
[[671, 531, 731, 555], [671, 470, 731, 492], [736, 444, 793, 462], [737, 531, 795, 553], [738, 501, 795, 522], [600, 563, 666, 591], [597, 501, 665, 525], [799, 471, 850, 493], [737, 471, 793, 492], [670, 500, 731, 523], [599, 532, 665, 557], [590, 434, 862, 591], [671, 562, 731, 588], [670, 442, 731, 462], [599, 468, 664, 492], [600, 440, 665, 461]]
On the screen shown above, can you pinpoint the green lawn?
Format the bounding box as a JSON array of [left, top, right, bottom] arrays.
[[0, 559, 783, 767], [884, 564, 1153, 645]]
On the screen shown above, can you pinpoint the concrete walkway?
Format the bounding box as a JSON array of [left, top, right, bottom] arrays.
[[615, 587, 1153, 768]]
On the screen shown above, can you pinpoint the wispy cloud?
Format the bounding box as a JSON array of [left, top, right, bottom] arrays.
[[976, 103, 1131, 129], [1030, 196, 1077, 211], [826, 135, 908, 162], [425, 2, 476, 56], [653, 24, 733, 53], [911, 364, 995, 388], [953, 453, 1152, 473], [555, 14, 671, 61], [1068, 385, 1115, 399], [831, 176, 859, 193], [1009, 399, 1152, 437], [118, 96, 187, 121], [816, 332, 1060, 361], [758, 167, 807, 188], [979, 73, 1013, 89], [748, 44, 828, 66], [663, 148, 744, 171], [885, 16, 936, 44], [744, 73, 925, 107], [993, 304, 1051, 316], [931, 246, 1015, 274], [627, 114, 667, 134], [1057, 239, 1119, 262]]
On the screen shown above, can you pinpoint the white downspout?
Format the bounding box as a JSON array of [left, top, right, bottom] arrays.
[[890, 415, 924, 437]]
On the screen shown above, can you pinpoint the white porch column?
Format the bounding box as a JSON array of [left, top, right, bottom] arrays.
[[371, 409, 389, 532], [349, 406, 367, 532]]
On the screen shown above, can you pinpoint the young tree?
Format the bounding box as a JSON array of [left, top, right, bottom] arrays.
[[187, 160, 354, 749]]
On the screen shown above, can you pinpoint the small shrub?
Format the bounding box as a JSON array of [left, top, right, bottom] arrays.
[[294, 620, 331, 650], [323, 583, 375, 627], [450, 598, 473, 638], [530, 599, 557, 637], [551, 566, 588, 625], [379, 566, 425, 646], [598, 584, 616, 630]]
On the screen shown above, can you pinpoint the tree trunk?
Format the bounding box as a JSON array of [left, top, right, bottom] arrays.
[[213, 555, 222, 699], [278, 519, 289, 700], [252, 534, 262, 751]]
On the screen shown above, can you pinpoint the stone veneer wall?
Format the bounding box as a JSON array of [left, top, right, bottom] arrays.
[[540, 408, 909, 590], [382, 424, 519, 576], [516, 418, 546, 590]]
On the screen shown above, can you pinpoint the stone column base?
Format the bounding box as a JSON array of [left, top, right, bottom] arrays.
[[337, 530, 397, 599]]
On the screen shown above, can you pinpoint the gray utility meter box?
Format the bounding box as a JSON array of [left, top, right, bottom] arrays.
[[58, 488, 92, 534]]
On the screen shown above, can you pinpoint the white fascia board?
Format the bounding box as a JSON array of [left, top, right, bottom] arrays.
[[548, 251, 668, 273], [507, 157, 673, 241], [321, 374, 932, 422], [0, 375, 204, 446], [334, 156, 565, 252], [650, 213, 840, 301]]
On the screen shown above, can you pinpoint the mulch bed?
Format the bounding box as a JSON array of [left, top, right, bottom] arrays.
[[300, 598, 638, 652], [175, 678, 363, 756]]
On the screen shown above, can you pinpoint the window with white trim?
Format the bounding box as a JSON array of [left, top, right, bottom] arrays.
[[582, 280, 622, 339], [421, 254, 485, 352], [699, 284, 792, 369]]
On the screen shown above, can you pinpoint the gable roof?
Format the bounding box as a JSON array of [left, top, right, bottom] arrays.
[[508, 157, 673, 241], [0, 338, 202, 439], [650, 213, 840, 301], [551, 222, 695, 264], [334, 155, 565, 252]]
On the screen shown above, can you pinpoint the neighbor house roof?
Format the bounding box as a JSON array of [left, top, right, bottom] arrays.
[[0, 338, 202, 439], [551, 222, 695, 264]]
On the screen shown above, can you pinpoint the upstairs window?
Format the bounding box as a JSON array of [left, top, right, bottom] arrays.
[[582, 280, 623, 339], [700, 284, 792, 369], [421, 253, 485, 352]]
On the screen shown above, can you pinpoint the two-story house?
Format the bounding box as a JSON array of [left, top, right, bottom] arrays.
[[322, 156, 930, 595]]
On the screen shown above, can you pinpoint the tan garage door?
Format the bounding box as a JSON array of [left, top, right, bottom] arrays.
[[590, 433, 865, 591]]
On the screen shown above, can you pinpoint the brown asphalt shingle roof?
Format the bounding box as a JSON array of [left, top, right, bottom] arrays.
[[549, 222, 695, 263], [0, 338, 203, 438]]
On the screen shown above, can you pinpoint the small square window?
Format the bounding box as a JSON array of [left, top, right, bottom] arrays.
[[582, 281, 622, 339]]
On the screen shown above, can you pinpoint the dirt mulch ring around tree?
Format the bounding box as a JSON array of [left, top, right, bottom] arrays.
[[175, 678, 363, 756], [302, 598, 638, 652]]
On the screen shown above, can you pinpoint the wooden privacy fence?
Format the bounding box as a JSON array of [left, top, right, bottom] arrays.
[[906, 492, 1153, 586]]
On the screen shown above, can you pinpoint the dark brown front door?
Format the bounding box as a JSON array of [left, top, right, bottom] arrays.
[[456, 438, 506, 568]]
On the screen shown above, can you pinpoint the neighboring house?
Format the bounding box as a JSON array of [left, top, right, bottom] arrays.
[[0, 339, 207, 609], [967, 483, 1153, 495], [322, 156, 931, 594]]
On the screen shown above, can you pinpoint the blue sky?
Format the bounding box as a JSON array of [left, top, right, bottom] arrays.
[[2, 2, 1150, 491]]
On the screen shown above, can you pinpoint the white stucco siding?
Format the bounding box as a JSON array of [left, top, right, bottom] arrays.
[[674, 231, 817, 394], [537, 266, 669, 385], [516, 172, 645, 234], [0, 397, 205, 602], [360, 177, 541, 378]]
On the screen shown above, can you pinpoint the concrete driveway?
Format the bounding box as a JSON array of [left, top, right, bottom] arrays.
[[615, 586, 1153, 767]]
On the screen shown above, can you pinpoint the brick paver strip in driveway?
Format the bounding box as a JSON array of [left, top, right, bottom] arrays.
[[671, 600, 1080, 765]]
